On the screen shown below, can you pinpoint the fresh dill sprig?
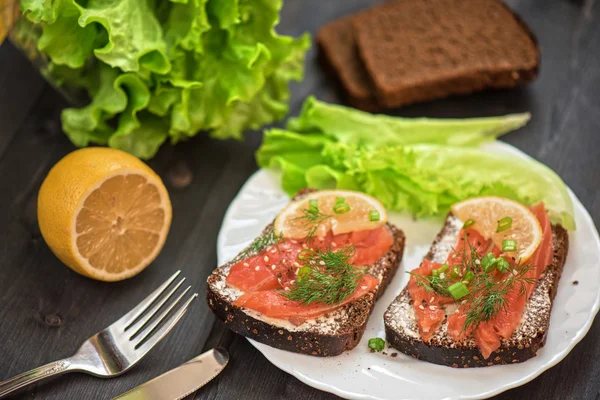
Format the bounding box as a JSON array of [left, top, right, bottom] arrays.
[[455, 234, 536, 332], [407, 271, 453, 298], [454, 231, 486, 274], [233, 226, 283, 262], [292, 205, 331, 243], [409, 232, 537, 333], [462, 263, 536, 332], [282, 245, 367, 305]]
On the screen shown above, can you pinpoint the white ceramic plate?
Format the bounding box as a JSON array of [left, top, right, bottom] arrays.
[[216, 142, 600, 400]]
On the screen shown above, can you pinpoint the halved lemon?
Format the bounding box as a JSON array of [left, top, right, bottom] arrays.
[[451, 196, 542, 263], [274, 190, 387, 239], [37, 148, 172, 282]]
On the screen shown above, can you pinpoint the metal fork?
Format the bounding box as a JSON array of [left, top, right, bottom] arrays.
[[0, 271, 198, 398]]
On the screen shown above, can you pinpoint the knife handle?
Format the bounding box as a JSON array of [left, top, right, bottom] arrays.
[[0, 359, 72, 398]]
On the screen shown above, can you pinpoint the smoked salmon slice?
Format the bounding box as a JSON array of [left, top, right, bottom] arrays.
[[485, 203, 553, 343], [227, 254, 280, 292], [410, 203, 554, 358], [227, 227, 393, 321], [234, 275, 379, 319]]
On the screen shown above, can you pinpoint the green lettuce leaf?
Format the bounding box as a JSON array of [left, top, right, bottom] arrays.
[[21, 0, 59, 23], [61, 64, 128, 146], [287, 96, 531, 147], [61, 65, 155, 150], [109, 112, 169, 159], [211, 32, 310, 139], [164, 0, 210, 54], [257, 126, 575, 230], [207, 0, 239, 30], [19, 0, 309, 158], [35, 0, 97, 68], [78, 0, 171, 74]]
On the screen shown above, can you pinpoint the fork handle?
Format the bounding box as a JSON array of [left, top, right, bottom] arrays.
[[0, 359, 73, 398]]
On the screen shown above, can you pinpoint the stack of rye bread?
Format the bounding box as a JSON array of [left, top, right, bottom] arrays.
[[317, 0, 540, 111]]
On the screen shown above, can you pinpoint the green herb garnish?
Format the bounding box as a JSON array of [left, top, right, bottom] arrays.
[[463, 218, 476, 229], [282, 245, 366, 305], [407, 270, 453, 298], [481, 253, 497, 272], [448, 282, 470, 300], [368, 337, 385, 352], [497, 216, 513, 232], [502, 239, 517, 252], [234, 226, 283, 262], [450, 265, 461, 279], [333, 203, 351, 214], [462, 264, 535, 332], [409, 235, 535, 333], [369, 210, 380, 222], [293, 204, 332, 243], [462, 271, 475, 284], [431, 264, 449, 277], [333, 197, 351, 214]]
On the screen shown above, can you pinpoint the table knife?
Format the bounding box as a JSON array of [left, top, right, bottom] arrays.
[[113, 348, 229, 400]]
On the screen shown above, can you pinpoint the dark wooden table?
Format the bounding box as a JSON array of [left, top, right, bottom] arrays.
[[1, 0, 599, 399]]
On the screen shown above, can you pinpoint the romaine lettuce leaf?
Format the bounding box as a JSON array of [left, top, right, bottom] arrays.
[[287, 96, 531, 148], [257, 123, 575, 230]]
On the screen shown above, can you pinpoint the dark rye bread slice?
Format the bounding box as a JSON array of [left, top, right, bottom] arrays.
[[384, 214, 569, 367], [316, 15, 380, 112], [353, 0, 540, 108], [207, 189, 406, 357]]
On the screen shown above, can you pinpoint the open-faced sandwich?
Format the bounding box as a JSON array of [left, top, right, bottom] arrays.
[[385, 196, 568, 367], [207, 189, 405, 356]]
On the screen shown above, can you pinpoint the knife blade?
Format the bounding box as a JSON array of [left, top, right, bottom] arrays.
[[113, 348, 229, 400]]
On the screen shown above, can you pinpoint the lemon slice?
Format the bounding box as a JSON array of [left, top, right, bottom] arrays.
[[274, 190, 387, 239], [38, 148, 172, 282], [451, 196, 542, 263]]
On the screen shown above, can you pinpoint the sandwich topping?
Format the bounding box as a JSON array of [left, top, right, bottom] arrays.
[[408, 197, 553, 359], [226, 190, 392, 324]]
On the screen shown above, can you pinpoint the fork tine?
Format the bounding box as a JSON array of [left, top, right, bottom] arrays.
[[134, 292, 198, 355], [126, 277, 186, 336], [134, 286, 191, 343], [118, 270, 182, 328]]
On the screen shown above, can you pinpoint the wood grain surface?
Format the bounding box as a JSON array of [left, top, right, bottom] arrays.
[[0, 0, 599, 399]]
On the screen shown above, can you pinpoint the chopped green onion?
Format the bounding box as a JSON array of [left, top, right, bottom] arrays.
[[335, 197, 345, 204], [308, 199, 319, 213], [463, 271, 475, 284], [497, 216, 513, 232], [431, 264, 448, 277], [481, 253, 497, 272], [368, 337, 385, 352], [450, 265, 461, 279], [333, 203, 351, 214], [297, 266, 311, 279], [463, 218, 476, 229], [449, 282, 470, 300], [484, 263, 497, 273], [297, 249, 314, 260], [369, 210, 381, 222], [502, 239, 517, 252], [495, 257, 511, 273]]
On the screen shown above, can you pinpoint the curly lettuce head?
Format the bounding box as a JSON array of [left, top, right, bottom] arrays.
[[20, 0, 310, 158]]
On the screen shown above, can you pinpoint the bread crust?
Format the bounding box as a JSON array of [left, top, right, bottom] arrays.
[[384, 214, 569, 367], [316, 15, 380, 112], [207, 190, 406, 356]]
